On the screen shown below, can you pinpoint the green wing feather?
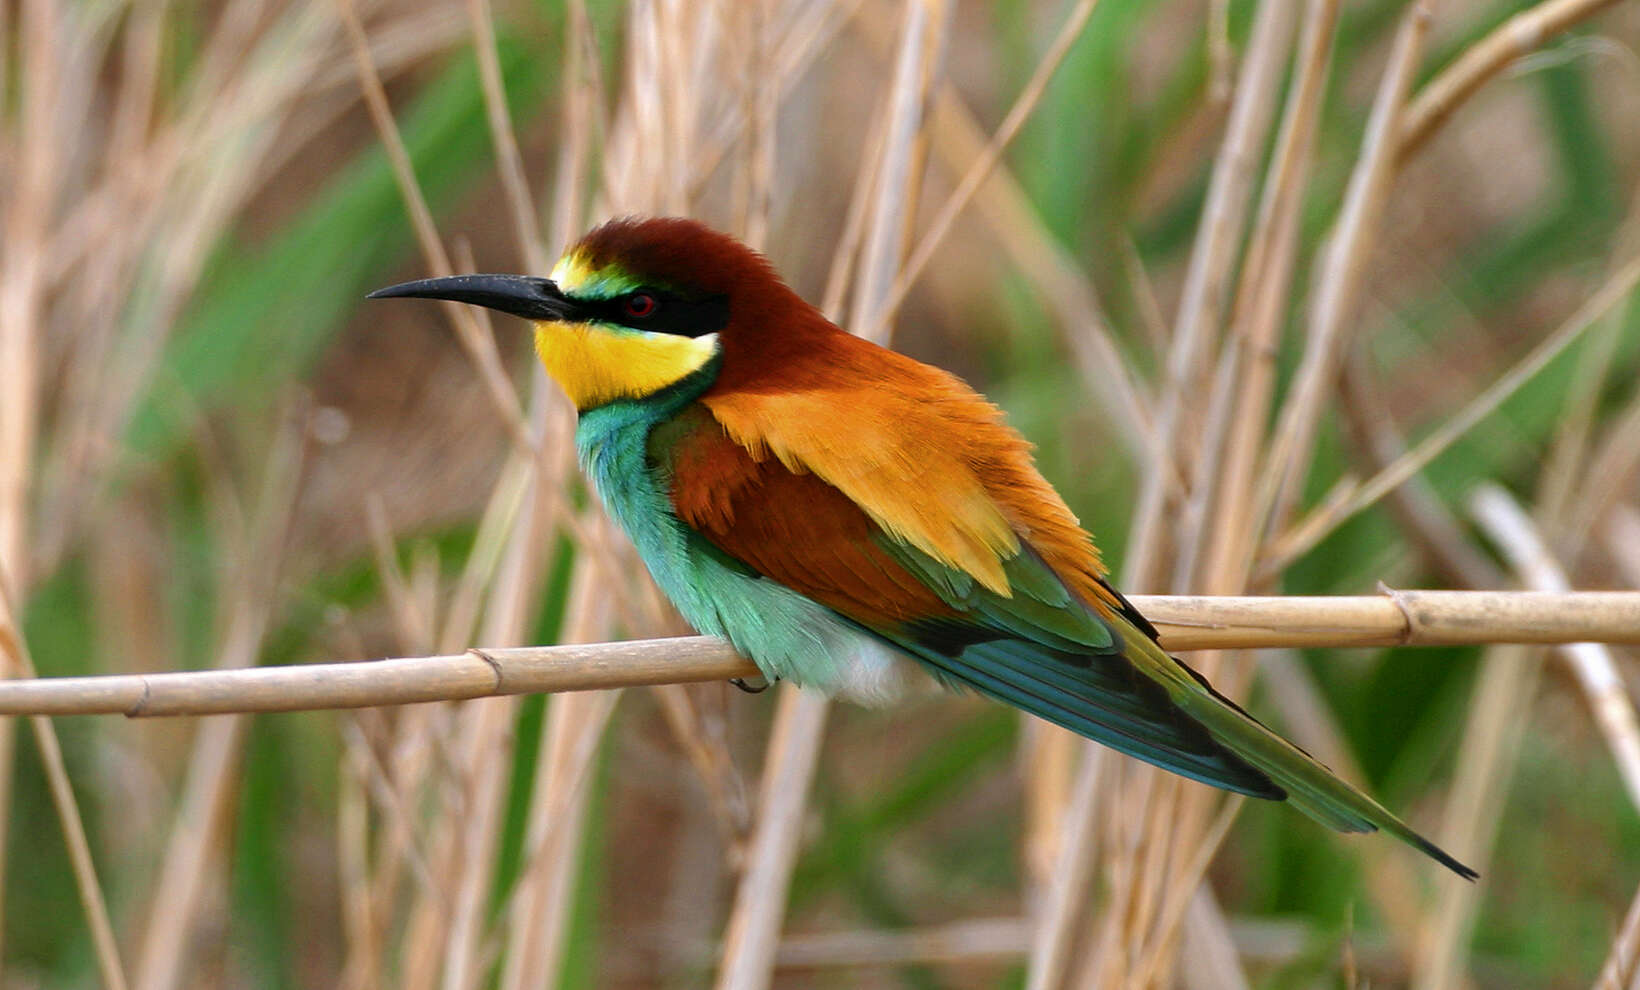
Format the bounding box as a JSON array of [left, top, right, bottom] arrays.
[[873, 541, 1476, 878], [657, 406, 1476, 878]]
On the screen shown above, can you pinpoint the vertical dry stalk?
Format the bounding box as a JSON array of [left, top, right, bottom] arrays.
[[1121, 0, 1300, 595], [496, 566, 620, 990], [1593, 878, 1640, 990], [466, 0, 549, 275], [717, 4, 951, 987], [1409, 643, 1540, 990], [851, 0, 946, 345], [1195, 0, 1341, 594], [338, 0, 531, 450], [1612, 509, 1640, 588], [4, 4, 423, 979], [714, 687, 831, 990], [1035, 0, 1304, 982], [870, 0, 1100, 336], [0, 0, 54, 948], [1257, 0, 1432, 543], [134, 408, 307, 990], [0, 585, 128, 990]]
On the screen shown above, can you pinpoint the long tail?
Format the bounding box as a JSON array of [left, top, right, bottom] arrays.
[[896, 607, 1478, 880], [1119, 623, 1479, 880]]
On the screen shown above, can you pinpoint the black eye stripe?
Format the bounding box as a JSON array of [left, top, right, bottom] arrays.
[[584, 290, 729, 338]]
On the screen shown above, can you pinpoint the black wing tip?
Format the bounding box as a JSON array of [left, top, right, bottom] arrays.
[[1415, 835, 1480, 881]]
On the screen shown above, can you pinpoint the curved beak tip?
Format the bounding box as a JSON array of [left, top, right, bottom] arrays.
[[365, 274, 573, 321]]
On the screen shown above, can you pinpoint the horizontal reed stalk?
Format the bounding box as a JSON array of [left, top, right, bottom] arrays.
[[2, 590, 1637, 718]]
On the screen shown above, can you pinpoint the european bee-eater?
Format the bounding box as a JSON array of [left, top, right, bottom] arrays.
[[371, 216, 1475, 879]]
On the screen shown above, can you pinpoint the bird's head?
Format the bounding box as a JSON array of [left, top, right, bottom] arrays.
[[369, 217, 819, 410]]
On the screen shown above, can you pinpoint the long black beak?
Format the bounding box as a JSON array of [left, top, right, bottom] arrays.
[[367, 274, 577, 321]]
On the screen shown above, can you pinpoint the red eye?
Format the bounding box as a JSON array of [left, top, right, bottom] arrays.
[[622, 293, 658, 319]]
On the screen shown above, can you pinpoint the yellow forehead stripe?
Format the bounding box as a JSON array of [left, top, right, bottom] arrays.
[[533, 322, 718, 410], [549, 251, 636, 300]]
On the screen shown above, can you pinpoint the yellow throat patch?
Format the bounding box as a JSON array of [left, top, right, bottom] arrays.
[[535, 251, 720, 409], [532, 322, 719, 410]]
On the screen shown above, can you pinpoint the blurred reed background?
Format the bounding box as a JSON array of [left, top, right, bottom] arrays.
[[1, 0, 1639, 986]]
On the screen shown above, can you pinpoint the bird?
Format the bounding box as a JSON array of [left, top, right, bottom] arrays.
[[370, 216, 1476, 879]]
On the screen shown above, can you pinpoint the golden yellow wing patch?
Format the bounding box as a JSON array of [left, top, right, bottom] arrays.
[[705, 385, 1022, 596]]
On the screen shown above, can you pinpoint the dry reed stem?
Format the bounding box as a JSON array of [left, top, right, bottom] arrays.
[[337, 0, 531, 450], [410, 439, 557, 990], [495, 561, 620, 990], [1612, 508, 1640, 587], [1177, 891, 1253, 990], [1123, 0, 1298, 594], [1410, 643, 1538, 990], [466, 0, 548, 274], [25, 712, 130, 990], [1471, 485, 1640, 810], [1024, 744, 1107, 990], [1195, 0, 1341, 594], [918, 80, 1155, 454], [1131, 796, 1245, 987], [549, 0, 598, 251], [1561, 199, 1640, 543], [340, 716, 439, 895], [866, 0, 1099, 337], [337, 738, 379, 990], [714, 686, 831, 990], [729, 2, 777, 251], [1085, 2, 1394, 957], [1569, 390, 1640, 551], [1397, 0, 1629, 162], [439, 656, 530, 984], [0, 582, 128, 990], [820, 96, 889, 318], [134, 407, 306, 990], [1263, 251, 1640, 575], [439, 439, 534, 651], [495, 562, 620, 987], [717, 5, 951, 984], [850, 0, 945, 344], [1539, 213, 1640, 536], [0, 0, 49, 945], [0, 592, 1630, 711], [691, 0, 863, 207], [498, 688, 619, 990], [652, 682, 753, 837], [1594, 877, 1640, 990], [1257, 0, 1431, 546]]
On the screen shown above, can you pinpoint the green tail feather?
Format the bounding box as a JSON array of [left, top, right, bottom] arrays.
[[891, 610, 1477, 880], [1118, 623, 1479, 880]]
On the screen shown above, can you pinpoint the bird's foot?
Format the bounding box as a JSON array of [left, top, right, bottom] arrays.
[[729, 675, 773, 694]]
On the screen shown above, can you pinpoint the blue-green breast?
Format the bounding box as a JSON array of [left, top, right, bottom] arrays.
[[573, 377, 918, 702]]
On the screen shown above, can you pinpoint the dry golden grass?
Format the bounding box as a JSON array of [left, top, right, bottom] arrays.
[[1, 0, 1638, 987]]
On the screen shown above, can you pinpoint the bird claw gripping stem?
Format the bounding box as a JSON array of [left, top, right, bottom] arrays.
[[729, 675, 773, 694]]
